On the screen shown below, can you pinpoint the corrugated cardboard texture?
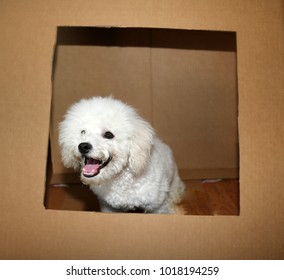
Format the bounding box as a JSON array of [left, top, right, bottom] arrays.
[[50, 28, 238, 183], [0, 0, 283, 259]]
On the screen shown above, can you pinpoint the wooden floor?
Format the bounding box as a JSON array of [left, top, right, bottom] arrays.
[[45, 179, 239, 215], [181, 179, 239, 215]]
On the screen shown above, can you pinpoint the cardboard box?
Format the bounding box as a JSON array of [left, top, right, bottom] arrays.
[[0, 0, 283, 259]]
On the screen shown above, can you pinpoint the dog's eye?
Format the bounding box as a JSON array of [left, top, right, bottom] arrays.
[[81, 130, 86, 135], [103, 131, 114, 139]]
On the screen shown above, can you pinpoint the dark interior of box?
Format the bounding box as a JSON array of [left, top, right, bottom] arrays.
[[45, 27, 239, 215]]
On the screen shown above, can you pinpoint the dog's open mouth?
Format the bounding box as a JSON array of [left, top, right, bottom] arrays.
[[82, 156, 112, 178]]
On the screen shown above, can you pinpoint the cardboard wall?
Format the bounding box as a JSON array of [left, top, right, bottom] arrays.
[[0, 0, 283, 259]]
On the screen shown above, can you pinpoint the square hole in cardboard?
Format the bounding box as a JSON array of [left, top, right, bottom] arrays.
[[45, 27, 239, 215]]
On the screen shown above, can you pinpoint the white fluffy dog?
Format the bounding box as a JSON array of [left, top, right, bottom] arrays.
[[59, 96, 185, 214]]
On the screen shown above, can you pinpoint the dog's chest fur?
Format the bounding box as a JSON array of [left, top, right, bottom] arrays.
[[90, 167, 169, 211]]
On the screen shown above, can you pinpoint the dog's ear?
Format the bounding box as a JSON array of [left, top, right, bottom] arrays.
[[60, 143, 81, 171], [128, 118, 154, 175], [58, 121, 81, 171]]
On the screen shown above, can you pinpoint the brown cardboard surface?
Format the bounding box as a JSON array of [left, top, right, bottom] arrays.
[[151, 29, 238, 172], [0, 0, 284, 259]]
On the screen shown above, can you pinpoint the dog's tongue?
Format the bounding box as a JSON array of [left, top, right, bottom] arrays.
[[83, 159, 100, 177]]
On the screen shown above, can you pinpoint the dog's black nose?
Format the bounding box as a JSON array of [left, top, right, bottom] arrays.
[[78, 142, 92, 154]]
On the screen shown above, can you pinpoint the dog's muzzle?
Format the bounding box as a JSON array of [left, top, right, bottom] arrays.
[[78, 142, 112, 178], [82, 156, 112, 177]]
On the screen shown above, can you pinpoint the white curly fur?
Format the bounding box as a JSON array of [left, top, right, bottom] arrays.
[[59, 96, 185, 214]]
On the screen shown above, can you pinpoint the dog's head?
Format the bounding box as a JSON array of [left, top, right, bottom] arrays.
[[58, 96, 154, 185]]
